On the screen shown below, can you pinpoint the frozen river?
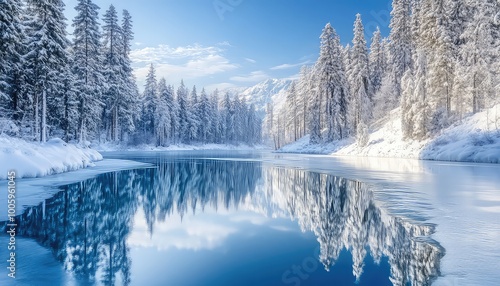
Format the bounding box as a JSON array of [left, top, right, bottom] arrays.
[[1, 151, 499, 285]]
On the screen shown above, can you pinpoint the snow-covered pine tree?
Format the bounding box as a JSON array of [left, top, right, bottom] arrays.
[[372, 37, 395, 121], [308, 62, 322, 144], [222, 92, 233, 143], [317, 23, 349, 142], [119, 9, 140, 142], [388, 0, 413, 100], [176, 80, 190, 143], [400, 69, 415, 139], [232, 96, 243, 142], [154, 78, 171, 146], [167, 84, 179, 143], [0, 0, 25, 128], [72, 0, 105, 143], [141, 63, 157, 140], [101, 5, 123, 141], [457, 0, 499, 114], [247, 103, 260, 144], [296, 66, 312, 138], [24, 0, 70, 142], [419, 0, 455, 127], [208, 89, 220, 143], [349, 14, 372, 146], [59, 61, 79, 142], [121, 9, 133, 58], [163, 81, 175, 143], [369, 27, 385, 95], [198, 88, 210, 142], [411, 50, 430, 139], [308, 82, 322, 144], [265, 101, 274, 145], [188, 86, 199, 142], [285, 81, 298, 142]]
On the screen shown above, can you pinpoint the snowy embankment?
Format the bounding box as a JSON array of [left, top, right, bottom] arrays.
[[94, 142, 270, 152], [280, 104, 500, 163], [0, 135, 103, 179]]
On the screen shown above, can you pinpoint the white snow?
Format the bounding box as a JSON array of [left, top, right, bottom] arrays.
[[0, 134, 103, 180], [93, 141, 270, 152], [0, 158, 152, 220], [280, 104, 500, 164], [222, 78, 291, 117]]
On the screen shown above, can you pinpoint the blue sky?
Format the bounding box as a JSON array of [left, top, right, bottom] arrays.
[[65, 0, 393, 91]]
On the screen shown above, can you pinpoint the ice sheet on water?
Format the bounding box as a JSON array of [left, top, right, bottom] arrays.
[[0, 158, 152, 221]]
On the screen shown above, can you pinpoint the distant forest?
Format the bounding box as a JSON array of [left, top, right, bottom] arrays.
[[0, 0, 262, 146]]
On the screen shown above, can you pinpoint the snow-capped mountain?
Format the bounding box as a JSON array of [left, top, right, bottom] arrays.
[[223, 78, 292, 118]]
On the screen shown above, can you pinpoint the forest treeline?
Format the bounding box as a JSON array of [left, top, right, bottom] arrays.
[[0, 0, 262, 146], [268, 0, 499, 149]]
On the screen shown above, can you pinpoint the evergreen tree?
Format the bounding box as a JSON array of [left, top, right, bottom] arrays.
[[60, 62, 79, 142], [72, 0, 104, 143], [369, 27, 385, 94], [24, 0, 70, 142], [285, 81, 298, 142], [119, 9, 139, 141], [222, 92, 233, 143], [176, 80, 189, 143], [0, 0, 25, 127], [388, 0, 413, 99], [154, 78, 171, 146], [101, 4, 123, 141], [142, 63, 157, 140], [317, 23, 349, 142], [349, 14, 372, 146], [456, 0, 498, 114], [187, 86, 199, 142], [296, 66, 312, 138], [308, 84, 322, 144], [198, 88, 210, 142], [209, 90, 221, 143]]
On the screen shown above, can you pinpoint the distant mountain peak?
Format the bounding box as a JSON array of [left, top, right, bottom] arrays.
[[222, 78, 292, 118]]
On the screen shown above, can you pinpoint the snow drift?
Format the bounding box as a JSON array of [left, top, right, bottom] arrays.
[[280, 104, 500, 164], [0, 135, 103, 179]]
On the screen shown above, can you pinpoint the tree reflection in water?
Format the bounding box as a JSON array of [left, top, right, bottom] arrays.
[[4, 157, 443, 285]]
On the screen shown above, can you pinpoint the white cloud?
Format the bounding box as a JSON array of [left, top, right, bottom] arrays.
[[230, 71, 269, 83], [270, 60, 311, 70], [245, 58, 256, 64], [128, 209, 238, 251], [130, 44, 239, 89]]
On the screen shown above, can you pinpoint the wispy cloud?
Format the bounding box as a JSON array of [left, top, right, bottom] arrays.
[[230, 71, 269, 83], [245, 58, 256, 64], [270, 60, 311, 70], [130, 44, 239, 89]]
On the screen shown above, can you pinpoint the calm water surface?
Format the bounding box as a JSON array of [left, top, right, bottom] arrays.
[[2, 151, 499, 286]]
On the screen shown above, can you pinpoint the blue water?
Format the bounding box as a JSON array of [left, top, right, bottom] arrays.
[[1, 151, 442, 286]]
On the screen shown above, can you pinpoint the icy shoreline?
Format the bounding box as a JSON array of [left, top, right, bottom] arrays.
[[0, 135, 103, 180], [93, 141, 271, 152], [279, 105, 500, 164]]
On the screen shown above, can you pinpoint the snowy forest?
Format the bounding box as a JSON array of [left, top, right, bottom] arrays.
[[0, 0, 262, 146], [269, 0, 499, 149]]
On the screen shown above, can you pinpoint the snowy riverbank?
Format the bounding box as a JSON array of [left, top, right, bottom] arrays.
[[279, 104, 500, 164], [0, 135, 103, 180], [93, 141, 270, 152]]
